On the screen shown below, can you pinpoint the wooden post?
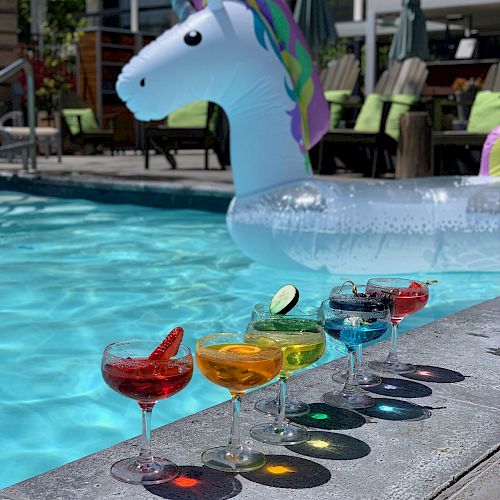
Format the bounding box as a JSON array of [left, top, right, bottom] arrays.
[[396, 112, 432, 179]]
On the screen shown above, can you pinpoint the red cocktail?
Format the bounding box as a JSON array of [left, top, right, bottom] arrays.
[[101, 330, 193, 485], [391, 287, 429, 323], [367, 278, 430, 374], [102, 357, 192, 404]]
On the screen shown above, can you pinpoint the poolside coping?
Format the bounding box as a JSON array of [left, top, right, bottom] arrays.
[[0, 153, 366, 213], [0, 171, 233, 213], [2, 297, 500, 499]]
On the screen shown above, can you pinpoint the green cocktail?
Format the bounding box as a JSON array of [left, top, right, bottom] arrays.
[[253, 318, 325, 375], [246, 317, 326, 445]]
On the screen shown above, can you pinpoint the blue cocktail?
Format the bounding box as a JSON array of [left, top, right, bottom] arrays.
[[321, 284, 392, 409]]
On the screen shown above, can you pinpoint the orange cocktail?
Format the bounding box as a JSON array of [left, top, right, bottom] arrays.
[[196, 333, 282, 473], [196, 342, 282, 395]]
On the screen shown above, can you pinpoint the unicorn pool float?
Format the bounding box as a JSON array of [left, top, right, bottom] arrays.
[[117, 0, 500, 274]]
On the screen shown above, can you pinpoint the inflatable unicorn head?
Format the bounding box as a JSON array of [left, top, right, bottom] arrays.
[[117, 0, 329, 197], [117, 0, 499, 274]]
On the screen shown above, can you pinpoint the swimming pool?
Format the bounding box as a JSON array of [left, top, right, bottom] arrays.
[[1, 190, 498, 488]]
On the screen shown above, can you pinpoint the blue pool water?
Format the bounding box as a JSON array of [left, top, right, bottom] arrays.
[[1, 191, 499, 488]]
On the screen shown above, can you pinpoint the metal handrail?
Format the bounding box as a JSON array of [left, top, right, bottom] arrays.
[[0, 59, 37, 171]]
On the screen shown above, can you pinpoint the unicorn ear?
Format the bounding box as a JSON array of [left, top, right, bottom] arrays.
[[207, 0, 224, 11], [171, 0, 195, 21]]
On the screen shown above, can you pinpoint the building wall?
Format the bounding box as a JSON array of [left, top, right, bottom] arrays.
[[329, 0, 358, 23], [0, 0, 18, 69], [0, 0, 19, 115]]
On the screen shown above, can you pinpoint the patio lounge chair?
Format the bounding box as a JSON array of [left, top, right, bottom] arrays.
[[0, 111, 61, 162], [143, 101, 229, 170], [321, 54, 361, 130], [321, 54, 360, 93], [317, 57, 428, 177], [59, 93, 114, 155], [432, 62, 500, 175]]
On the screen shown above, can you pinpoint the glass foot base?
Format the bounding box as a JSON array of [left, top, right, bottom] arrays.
[[336, 371, 382, 387], [254, 398, 309, 418], [110, 456, 178, 485], [250, 422, 309, 445], [322, 390, 375, 410], [369, 360, 416, 375], [354, 372, 382, 386], [202, 446, 266, 473]]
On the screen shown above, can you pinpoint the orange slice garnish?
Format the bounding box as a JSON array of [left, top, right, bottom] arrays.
[[219, 344, 262, 355]]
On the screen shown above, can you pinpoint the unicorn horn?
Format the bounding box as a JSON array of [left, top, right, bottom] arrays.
[[171, 0, 195, 21], [208, 0, 224, 11]]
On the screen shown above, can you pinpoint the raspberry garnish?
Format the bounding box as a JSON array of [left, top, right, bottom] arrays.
[[149, 327, 184, 360], [409, 281, 422, 289]]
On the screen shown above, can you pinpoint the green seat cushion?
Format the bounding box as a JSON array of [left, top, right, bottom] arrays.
[[353, 93, 418, 140], [62, 108, 100, 135], [207, 104, 221, 135], [467, 91, 500, 133], [385, 94, 419, 140], [167, 101, 208, 128], [324, 90, 350, 129], [353, 94, 385, 133]]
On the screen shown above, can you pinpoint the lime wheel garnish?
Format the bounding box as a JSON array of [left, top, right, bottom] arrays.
[[149, 326, 184, 360], [269, 284, 299, 315]]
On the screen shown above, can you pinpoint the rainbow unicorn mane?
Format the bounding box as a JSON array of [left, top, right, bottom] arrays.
[[191, 0, 328, 155]]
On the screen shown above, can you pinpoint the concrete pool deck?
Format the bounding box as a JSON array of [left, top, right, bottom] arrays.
[[0, 152, 364, 211], [2, 297, 499, 499]]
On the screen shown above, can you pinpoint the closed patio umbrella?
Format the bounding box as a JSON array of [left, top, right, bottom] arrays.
[[293, 0, 337, 58], [389, 0, 429, 62]]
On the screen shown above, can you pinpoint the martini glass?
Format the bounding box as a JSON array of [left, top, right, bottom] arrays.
[[247, 317, 326, 445], [321, 287, 391, 409], [367, 278, 429, 374], [196, 333, 282, 472], [101, 340, 193, 485], [251, 303, 321, 417]]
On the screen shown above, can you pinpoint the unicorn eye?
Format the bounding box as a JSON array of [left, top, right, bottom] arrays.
[[184, 31, 202, 46], [140, 78, 145, 87]]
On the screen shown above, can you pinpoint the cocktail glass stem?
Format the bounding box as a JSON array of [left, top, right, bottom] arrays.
[[250, 375, 309, 445], [386, 322, 399, 364], [342, 349, 356, 395], [137, 404, 154, 469], [354, 347, 363, 379], [274, 376, 288, 431], [228, 393, 243, 453], [369, 319, 415, 374], [323, 346, 375, 409]]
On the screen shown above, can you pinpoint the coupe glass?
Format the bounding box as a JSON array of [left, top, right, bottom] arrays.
[[327, 288, 383, 388], [101, 340, 193, 485], [246, 317, 326, 445], [196, 333, 282, 472], [367, 278, 429, 374], [321, 286, 391, 409], [251, 303, 321, 417]]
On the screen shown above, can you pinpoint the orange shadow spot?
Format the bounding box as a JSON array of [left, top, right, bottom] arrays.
[[173, 477, 200, 488], [266, 465, 295, 475]]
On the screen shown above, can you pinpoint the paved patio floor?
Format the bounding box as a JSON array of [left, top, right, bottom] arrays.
[[0, 151, 363, 192]]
